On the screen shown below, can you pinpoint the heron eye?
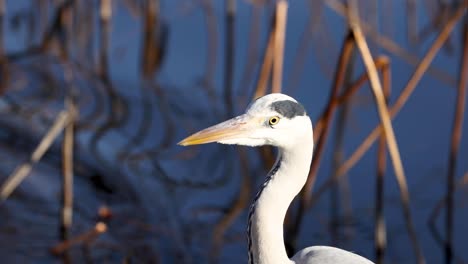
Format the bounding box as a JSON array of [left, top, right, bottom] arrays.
[[268, 116, 280, 126]]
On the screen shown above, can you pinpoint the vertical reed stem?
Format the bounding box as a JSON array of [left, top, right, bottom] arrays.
[[60, 98, 75, 263], [302, 31, 355, 205], [375, 57, 391, 264], [348, 2, 425, 262], [0, 0, 6, 96], [224, 0, 236, 117], [445, 17, 468, 264], [290, 32, 355, 252], [272, 0, 287, 93], [0, 0, 4, 57], [253, 15, 276, 99], [99, 0, 111, 77], [238, 3, 261, 99], [406, 0, 418, 45], [61, 99, 76, 239], [329, 48, 355, 246]]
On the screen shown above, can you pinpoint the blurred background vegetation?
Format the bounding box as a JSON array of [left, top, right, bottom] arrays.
[[0, 0, 467, 263]]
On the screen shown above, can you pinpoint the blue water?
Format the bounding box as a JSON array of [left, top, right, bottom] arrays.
[[0, 0, 467, 263]]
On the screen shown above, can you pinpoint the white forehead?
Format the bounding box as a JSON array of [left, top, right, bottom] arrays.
[[246, 93, 298, 114]]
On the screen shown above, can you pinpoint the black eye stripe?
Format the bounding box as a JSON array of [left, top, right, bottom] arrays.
[[270, 100, 306, 119]]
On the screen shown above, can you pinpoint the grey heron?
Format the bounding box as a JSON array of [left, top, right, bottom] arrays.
[[179, 93, 374, 264]]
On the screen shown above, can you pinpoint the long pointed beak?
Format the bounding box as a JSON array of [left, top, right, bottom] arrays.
[[178, 114, 256, 146]]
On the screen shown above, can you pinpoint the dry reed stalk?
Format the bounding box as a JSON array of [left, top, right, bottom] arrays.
[[99, 0, 111, 77], [289, 32, 355, 251], [210, 147, 251, 264], [428, 197, 446, 251], [348, 2, 424, 262], [61, 99, 76, 241], [0, 0, 4, 57], [445, 18, 468, 264], [200, 0, 218, 99], [335, 88, 356, 245], [388, 4, 465, 119], [0, 111, 71, 201], [375, 56, 391, 264], [292, 41, 389, 256], [336, 57, 388, 104], [253, 17, 276, 99], [349, 5, 466, 164], [330, 108, 353, 245], [308, 4, 466, 209], [406, 0, 418, 45], [50, 222, 107, 255], [272, 0, 287, 93], [238, 3, 262, 100], [60, 97, 76, 264], [374, 119, 387, 264], [224, 0, 236, 116], [301, 31, 355, 205], [325, 0, 457, 86], [0, 0, 7, 96], [141, 0, 162, 78], [329, 51, 356, 246], [429, 170, 468, 262], [100, 0, 112, 25], [314, 56, 390, 143], [58, 0, 72, 60]]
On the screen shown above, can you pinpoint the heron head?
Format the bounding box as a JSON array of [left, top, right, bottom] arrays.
[[178, 93, 313, 149]]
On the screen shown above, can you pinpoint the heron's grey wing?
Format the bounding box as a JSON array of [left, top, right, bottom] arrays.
[[292, 246, 374, 264]]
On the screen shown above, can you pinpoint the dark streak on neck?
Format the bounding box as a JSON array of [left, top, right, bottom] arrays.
[[247, 157, 282, 264]]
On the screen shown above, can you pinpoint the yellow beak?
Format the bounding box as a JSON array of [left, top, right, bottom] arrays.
[[178, 114, 256, 146]]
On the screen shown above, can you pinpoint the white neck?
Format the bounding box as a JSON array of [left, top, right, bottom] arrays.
[[248, 135, 314, 264]]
